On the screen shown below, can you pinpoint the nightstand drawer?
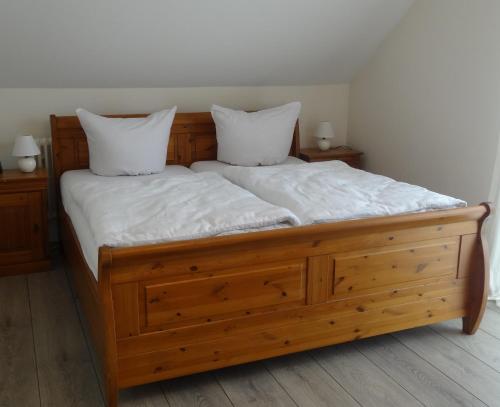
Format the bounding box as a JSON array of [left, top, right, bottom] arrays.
[[0, 192, 29, 207]]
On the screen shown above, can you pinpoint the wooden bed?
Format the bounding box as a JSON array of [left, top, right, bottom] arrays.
[[51, 112, 490, 407]]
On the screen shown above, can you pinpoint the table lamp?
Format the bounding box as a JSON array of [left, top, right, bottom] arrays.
[[314, 121, 335, 151], [12, 135, 41, 173]]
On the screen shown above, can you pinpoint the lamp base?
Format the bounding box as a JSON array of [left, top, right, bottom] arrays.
[[18, 157, 37, 173], [317, 139, 331, 151]]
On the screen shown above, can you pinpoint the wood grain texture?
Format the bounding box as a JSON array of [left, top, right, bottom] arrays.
[[0, 275, 40, 407], [461, 220, 490, 334], [0, 168, 48, 189], [119, 384, 169, 407], [306, 255, 332, 305], [62, 202, 488, 402], [28, 267, 104, 407], [116, 293, 466, 383], [356, 335, 486, 407], [481, 304, 500, 339], [431, 318, 500, 372], [98, 248, 120, 407], [60, 210, 111, 395], [333, 237, 459, 296], [113, 283, 140, 338], [4, 262, 500, 407], [142, 260, 306, 331], [394, 327, 500, 406], [265, 353, 360, 407], [116, 278, 466, 362], [0, 169, 49, 276], [215, 363, 297, 407], [312, 344, 422, 407], [104, 212, 483, 270], [162, 373, 232, 407]]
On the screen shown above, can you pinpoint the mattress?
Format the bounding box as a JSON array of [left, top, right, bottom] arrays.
[[190, 156, 305, 174], [61, 166, 297, 279], [61, 166, 194, 278]]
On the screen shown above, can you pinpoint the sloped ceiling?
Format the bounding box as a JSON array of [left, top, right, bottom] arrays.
[[0, 0, 413, 88]]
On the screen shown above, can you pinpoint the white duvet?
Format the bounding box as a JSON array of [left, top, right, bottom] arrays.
[[222, 161, 466, 224], [63, 171, 300, 248]]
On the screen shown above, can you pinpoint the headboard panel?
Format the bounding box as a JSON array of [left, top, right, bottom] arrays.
[[50, 112, 300, 185]]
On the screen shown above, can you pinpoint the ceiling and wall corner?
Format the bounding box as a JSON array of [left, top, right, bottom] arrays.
[[0, 0, 413, 168], [0, 0, 413, 88], [348, 0, 500, 204]]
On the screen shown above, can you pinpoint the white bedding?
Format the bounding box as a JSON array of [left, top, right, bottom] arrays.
[[222, 161, 466, 224], [190, 156, 305, 175], [61, 167, 299, 278], [61, 166, 192, 277]]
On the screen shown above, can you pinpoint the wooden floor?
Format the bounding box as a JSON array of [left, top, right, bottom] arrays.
[[2, 259, 500, 407]]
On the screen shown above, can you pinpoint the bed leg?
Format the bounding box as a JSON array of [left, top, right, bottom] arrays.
[[101, 318, 119, 407], [462, 204, 491, 334], [99, 250, 120, 407], [462, 246, 488, 334], [105, 381, 118, 407], [462, 258, 488, 336], [462, 316, 478, 334]]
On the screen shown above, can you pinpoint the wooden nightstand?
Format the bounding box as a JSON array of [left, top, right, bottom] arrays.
[[299, 146, 363, 168], [0, 169, 50, 276]]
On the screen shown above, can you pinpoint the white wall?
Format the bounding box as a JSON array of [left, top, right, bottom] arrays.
[[0, 0, 412, 87], [0, 84, 349, 169], [348, 0, 500, 204]]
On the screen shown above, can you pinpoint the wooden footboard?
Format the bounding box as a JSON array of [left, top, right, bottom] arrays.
[[60, 203, 490, 407]]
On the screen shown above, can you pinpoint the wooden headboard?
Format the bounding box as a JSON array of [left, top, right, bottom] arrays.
[[50, 112, 300, 185]]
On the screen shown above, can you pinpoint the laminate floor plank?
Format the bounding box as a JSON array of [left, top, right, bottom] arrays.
[[120, 383, 170, 407], [74, 298, 106, 397], [76, 298, 170, 407], [312, 343, 423, 407], [479, 306, 500, 339], [394, 327, 500, 407], [5, 254, 500, 407], [431, 318, 500, 372], [265, 352, 360, 407], [162, 372, 233, 407], [356, 335, 486, 407], [215, 362, 297, 407], [487, 301, 500, 314], [28, 267, 104, 407], [0, 275, 40, 407]]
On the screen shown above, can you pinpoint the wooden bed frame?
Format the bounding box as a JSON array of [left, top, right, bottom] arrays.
[[51, 112, 490, 407]]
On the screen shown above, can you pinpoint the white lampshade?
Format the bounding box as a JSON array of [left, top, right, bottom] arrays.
[[314, 121, 335, 139], [12, 135, 40, 157]]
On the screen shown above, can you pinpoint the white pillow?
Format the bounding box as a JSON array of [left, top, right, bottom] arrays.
[[76, 107, 177, 176], [211, 102, 301, 166]]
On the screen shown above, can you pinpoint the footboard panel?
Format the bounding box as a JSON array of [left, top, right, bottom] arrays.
[[141, 260, 307, 331], [116, 279, 466, 387], [100, 205, 489, 389]]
